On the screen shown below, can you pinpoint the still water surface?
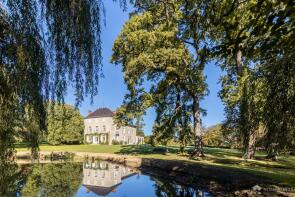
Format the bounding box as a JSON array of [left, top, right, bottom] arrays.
[[13, 160, 211, 197]]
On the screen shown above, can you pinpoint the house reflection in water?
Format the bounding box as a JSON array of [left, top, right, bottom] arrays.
[[82, 160, 137, 196]]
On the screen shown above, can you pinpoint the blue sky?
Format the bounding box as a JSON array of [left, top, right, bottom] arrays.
[[65, 1, 224, 135]]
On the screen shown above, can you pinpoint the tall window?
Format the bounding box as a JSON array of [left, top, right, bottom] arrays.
[[103, 125, 106, 132], [88, 126, 92, 132], [96, 126, 99, 132], [101, 134, 106, 143]]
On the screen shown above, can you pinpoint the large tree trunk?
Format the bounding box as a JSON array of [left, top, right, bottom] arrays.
[[236, 48, 257, 159], [242, 128, 256, 159], [236, 48, 243, 75], [179, 137, 185, 154], [190, 98, 204, 158], [176, 92, 185, 154], [266, 142, 279, 161]]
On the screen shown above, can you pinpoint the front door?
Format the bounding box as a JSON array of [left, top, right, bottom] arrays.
[[101, 134, 106, 143], [93, 136, 99, 144]]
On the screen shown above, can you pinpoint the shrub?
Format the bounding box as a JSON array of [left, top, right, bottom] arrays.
[[111, 140, 120, 145]]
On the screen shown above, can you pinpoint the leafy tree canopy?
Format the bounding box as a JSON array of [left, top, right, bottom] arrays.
[[47, 104, 84, 145], [112, 1, 208, 156], [0, 0, 140, 166], [131, 0, 295, 159]]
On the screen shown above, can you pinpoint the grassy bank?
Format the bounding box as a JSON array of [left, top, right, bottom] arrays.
[[16, 144, 295, 187]]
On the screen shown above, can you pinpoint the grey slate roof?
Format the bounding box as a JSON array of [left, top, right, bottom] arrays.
[[86, 108, 114, 119], [84, 185, 119, 196]]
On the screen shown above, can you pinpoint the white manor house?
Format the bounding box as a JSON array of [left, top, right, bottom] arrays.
[[84, 108, 144, 145]]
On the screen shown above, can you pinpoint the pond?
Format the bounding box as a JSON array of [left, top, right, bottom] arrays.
[[6, 160, 212, 197]]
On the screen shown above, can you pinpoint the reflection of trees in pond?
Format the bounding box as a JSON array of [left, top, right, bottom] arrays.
[[153, 177, 208, 197], [0, 162, 28, 196], [21, 163, 82, 197]]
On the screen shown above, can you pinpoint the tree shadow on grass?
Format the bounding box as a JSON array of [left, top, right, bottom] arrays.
[[139, 157, 281, 196], [116, 145, 295, 172], [115, 145, 295, 193], [204, 147, 243, 157], [205, 149, 295, 170]]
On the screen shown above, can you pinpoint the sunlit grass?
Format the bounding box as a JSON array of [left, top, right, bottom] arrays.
[[16, 143, 123, 154]]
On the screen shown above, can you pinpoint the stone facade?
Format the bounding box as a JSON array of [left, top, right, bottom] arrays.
[[84, 108, 143, 145]]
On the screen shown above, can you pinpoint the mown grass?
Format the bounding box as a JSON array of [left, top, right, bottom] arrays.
[[16, 143, 123, 154], [16, 143, 295, 187]]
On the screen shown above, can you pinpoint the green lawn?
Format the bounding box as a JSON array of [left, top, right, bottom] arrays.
[[16, 144, 295, 187], [16, 143, 123, 154]]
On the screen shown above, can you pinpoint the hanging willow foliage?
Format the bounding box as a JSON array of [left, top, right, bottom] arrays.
[[0, 1, 144, 195], [1, 0, 105, 158], [0, 1, 132, 193]]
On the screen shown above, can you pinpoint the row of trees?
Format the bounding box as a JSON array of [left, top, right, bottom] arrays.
[[0, 0, 293, 164], [112, 0, 295, 159]]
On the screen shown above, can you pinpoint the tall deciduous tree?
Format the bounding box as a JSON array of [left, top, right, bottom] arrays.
[[210, 0, 295, 159], [111, 2, 207, 156], [133, 0, 295, 160], [133, 0, 211, 157], [254, 0, 295, 159], [204, 0, 263, 159], [47, 104, 84, 145]]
